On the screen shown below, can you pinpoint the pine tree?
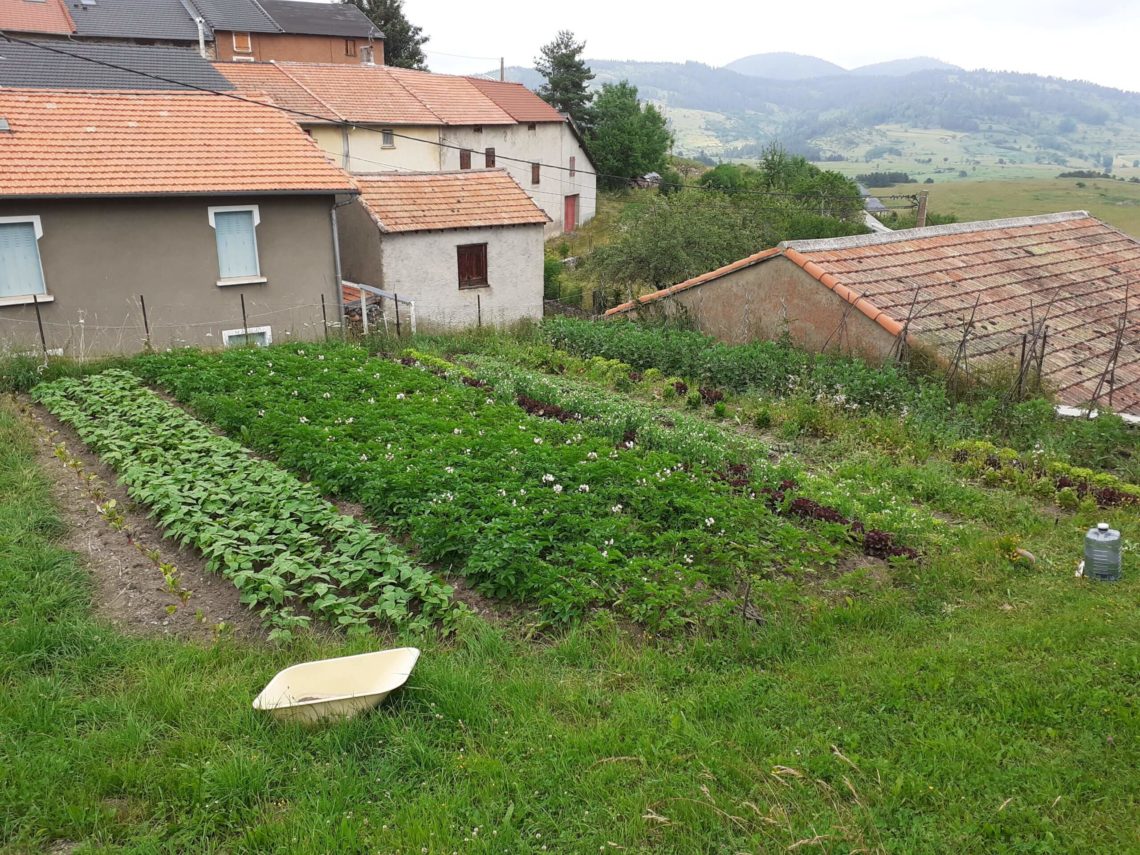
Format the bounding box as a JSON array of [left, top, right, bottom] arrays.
[[535, 30, 595, 131], [347, 0, 429, 70]]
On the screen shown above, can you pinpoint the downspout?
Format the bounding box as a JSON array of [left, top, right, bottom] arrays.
[[330, 197, 354, 335], [195, 17, 207, 59], [341, 125, 351, 170]]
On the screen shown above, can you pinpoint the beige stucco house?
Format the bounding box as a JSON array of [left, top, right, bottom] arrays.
[[215, 61, 597, 236], [0, 88, 356, 356], [338, 170, 549, 330]]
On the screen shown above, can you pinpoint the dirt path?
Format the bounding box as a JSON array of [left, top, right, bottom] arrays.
[[20, 399, 265, 642]]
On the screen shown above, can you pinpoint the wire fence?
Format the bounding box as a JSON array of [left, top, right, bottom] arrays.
[[0, 286, 555, 362]]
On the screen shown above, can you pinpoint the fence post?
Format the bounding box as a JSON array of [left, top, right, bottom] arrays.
[[240, 293, 249, 343], [409, 300, 417, 335], [477, 294, 482, 328], [394, 293, 402, 338], [321, 294, 329, 341], [360, 291, 369, 335], [32, 293, 48, 357], [140, 294, 151, 351]]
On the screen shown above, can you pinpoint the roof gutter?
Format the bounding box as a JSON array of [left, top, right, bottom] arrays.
[[0, 189, 360, 200]]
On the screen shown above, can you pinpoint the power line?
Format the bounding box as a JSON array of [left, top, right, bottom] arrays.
[[0, 32, 913, 207]]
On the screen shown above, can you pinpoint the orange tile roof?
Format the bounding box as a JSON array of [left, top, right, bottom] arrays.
[[383, 67, 514, 126], [354, 169, 549, 233], [275, 62, 441, 125], [211, 62, 332, 122], [213, 62, 559, 127], [0, 89, 356, 197], [467, 77, 564, 123], [608, 212, 1140, 416], [0, 0, 74, 35]]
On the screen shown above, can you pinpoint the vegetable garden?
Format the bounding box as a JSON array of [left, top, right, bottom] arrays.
[[34, 370, 456, 638], [4, 317, 1139, 853], [133, 345, 906, 629]]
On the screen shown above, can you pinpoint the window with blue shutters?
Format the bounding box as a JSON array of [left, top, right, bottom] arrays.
[[208, 206, 262, 283], [0, 217, 47, 300]]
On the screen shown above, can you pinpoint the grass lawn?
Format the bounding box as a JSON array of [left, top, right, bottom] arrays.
[[886, 178, 1140, 237], [2, 332, 1138, 852]]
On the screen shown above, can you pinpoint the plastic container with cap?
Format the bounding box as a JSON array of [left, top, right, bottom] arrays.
[[1084, 523, 1122, 581]]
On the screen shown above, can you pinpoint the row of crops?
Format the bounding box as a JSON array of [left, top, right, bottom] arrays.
[[34, 371, 457, 639], [131, 346, 878, 630]]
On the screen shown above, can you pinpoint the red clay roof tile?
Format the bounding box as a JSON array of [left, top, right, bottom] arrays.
[[0, 0, 74, 35], [354, 169, 549, 233], [0, 89, 356, 197], [212, 61, 559, 127]]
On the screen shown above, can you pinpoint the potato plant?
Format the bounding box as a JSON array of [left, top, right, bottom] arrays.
[[33, 371, 457, 639], [135, 347, 850, 630]]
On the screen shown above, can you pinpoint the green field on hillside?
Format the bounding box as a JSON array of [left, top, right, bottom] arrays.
[[881, 178, 1140, 237]]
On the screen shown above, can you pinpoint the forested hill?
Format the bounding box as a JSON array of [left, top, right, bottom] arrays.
[[497, 59, 1140, 165]]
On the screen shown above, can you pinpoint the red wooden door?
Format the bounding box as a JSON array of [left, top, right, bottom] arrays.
[[564, 194, 579, 234]]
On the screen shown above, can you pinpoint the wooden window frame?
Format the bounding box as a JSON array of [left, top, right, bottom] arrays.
[[459, 149, 471, 170], [345, 39, 356, 57], [569, 156, 576, 177], [485, 147, 496, 168], [457, 242, 489, 289], [531, 162, 540, 185], [232, 32, 252, 54]]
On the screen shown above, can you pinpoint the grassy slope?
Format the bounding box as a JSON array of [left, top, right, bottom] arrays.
[[2, 358, 1138, 853], [880, 178, 1140, 238]]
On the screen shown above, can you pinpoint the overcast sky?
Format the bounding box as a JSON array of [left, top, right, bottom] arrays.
[[312, 0, 1140, 91]]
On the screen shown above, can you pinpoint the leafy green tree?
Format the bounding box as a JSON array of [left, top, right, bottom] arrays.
[[535, 31, 595, 131], [588, 189, 866, 291], [347, 0, 428, 69], [588, 82, 672, 189]]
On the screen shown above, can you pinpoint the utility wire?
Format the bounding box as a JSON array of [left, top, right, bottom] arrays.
[[0, 32, 917, 207]]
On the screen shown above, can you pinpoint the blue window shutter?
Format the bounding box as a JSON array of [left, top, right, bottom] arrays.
[[213, 210, 259, 278], [0, 222, 46, 298]]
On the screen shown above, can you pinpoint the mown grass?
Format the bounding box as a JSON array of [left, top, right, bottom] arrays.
[[887, 178, 1140, 238], [2, 342, 1138, 853]]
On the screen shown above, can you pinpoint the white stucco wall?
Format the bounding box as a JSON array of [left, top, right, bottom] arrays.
[[374, 225, 544, 330], [443, 123, 597, 236], [309, 124, 443, 173], [309, 119, 597, 237]]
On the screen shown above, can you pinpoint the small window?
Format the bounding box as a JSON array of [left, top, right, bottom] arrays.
[[0, 216, 47, 302], [485, 147, 496, 168], [232, 32, 252, 53], [472, 125, 482, 134], [531, 162, 540, 185], [459, 149, 471, 170], [381, 128, 394, 148], [345, 39, 356, 57], [569, 156, 576, 177], [457, 243, 488, 288], [527, 122, 537, 131], [208, 206, 262, 284], [222, 326, 272, 347]]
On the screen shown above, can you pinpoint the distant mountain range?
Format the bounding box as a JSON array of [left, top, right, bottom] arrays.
[[723, 53, 961, 80], [492, 54, 1140, 173]]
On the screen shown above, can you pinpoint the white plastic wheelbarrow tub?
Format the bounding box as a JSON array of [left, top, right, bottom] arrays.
[[253, 647, 421, 725]]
